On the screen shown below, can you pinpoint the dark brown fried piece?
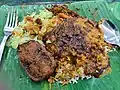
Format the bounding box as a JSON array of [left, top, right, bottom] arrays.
[[35, 18, 42, 29], [18, 40, 56, 81]]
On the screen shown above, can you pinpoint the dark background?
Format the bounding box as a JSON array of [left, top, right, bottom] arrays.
[[0, 0, 120, 5]]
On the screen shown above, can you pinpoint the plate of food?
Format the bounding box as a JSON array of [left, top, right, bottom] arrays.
[[0, 0, 120, 90]]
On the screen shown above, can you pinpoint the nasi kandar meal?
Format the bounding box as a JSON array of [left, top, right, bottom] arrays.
[[8, 5, 112, 85]]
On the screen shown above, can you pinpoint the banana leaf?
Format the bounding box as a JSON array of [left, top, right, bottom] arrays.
[[0, 0, 120, 90]]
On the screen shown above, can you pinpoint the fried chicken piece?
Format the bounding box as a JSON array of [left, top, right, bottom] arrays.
[[18, 40, 56, 81]]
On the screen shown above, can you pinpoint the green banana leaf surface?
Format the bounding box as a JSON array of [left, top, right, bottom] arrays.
[[0, 0, 120, 90]]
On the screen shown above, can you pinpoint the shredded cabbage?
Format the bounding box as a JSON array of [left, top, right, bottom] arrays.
[[39, 9, 53, 19], [8, 33, 43, 49], [9, 36, 21, 49], [8, 8, 53, 49]]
